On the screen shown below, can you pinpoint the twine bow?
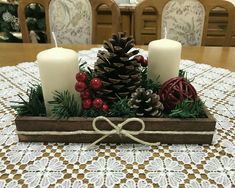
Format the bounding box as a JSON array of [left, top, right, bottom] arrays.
[[89, 116, 160, 148]]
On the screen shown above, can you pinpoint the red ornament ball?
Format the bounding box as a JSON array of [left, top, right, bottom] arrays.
[[75, 81, 86, 92], [159, 77, 197, 111], [92, 98, 103, 108], [80, 89, 90, 99], [134, 55, 145, 64], [90, 78, 102, 90], [82, 99, 92, 109], [102, 104, 109, 111], [76, 72, 87, 82], [141, 59, 148, 67]]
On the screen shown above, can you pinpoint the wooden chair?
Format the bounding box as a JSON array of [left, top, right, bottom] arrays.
[[18, 0, 51, 43], [48, 0, 93, 44], [202, 0, 235, 46], [134, 0, 168, 45], [90, 0, 122, 44], [134, 0, 235, 46], [49, 0, 121, 44], [18, 0, 121, 44]]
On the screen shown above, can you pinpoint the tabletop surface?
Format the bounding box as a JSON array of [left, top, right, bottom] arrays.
[[0, 43, 235, 71], [0, 43, 235, 187]]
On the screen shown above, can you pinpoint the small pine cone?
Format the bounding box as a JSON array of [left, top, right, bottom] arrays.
[[129, 88, 164, 117]]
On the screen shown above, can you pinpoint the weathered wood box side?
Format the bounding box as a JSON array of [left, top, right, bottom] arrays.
[[15, 108, 216, 144]]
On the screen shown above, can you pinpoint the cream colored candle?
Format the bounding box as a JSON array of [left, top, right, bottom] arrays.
[[148, 39, 182, 84], [37, 47, 80, 115]]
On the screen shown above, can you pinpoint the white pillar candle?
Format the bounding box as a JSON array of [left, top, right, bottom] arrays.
[[148, 39, 182, 84], [37, 47, 80, 115]]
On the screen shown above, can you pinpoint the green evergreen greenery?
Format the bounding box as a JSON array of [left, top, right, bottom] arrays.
[[12, 84, 46, 116], [81, 97, 135, 118], [11, 64, 206, 119], [49, 90, 81, 119], [109, 97, 136, 117], [141, 67, 161, 93], [179, 69, 187, 77], [79, 61, 93, 76], [169, 99, 205, 118]]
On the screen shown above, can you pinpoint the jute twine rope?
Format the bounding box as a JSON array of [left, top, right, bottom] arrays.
[[89, 116, 160, 148]]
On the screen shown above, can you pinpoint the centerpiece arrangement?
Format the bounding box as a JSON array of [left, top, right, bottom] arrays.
[[14, 32, 215, 145]]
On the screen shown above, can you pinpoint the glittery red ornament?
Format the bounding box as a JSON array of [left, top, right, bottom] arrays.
[[76, 72, 87, 82], [92, 98, 103, 108], [82, 99, 92, 109], [102, 104, 109, 111], [80, 89, 90, 99], [90, 78, 102, 90], [159, 77, 197, 111], [75, 81, 86, 92]]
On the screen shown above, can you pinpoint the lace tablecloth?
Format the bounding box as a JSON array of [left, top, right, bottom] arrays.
[[0, 48, 235, 188]]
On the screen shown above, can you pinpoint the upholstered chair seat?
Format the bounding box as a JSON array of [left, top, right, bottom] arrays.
[[49, 0, 92, 44], [161, 0, 205, 46]]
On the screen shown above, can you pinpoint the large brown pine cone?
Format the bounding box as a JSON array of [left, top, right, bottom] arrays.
[[94, 32, 142, 101]]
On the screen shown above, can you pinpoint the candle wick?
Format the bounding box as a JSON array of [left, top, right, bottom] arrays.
[[52, 32, 58, 48], [164, 27, 167, 39]]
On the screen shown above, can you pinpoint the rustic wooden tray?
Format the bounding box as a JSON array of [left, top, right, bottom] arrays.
[[15, 107, 216, 144]]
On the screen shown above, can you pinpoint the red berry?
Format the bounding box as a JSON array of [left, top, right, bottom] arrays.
[[82, 99, 92, 109], [80, 89, 90, 99], [102, 104, 109, 111], [90, 78, 102, 90], [75, 81, 86, 92], [141, 59, 148, 67], [134, 55, 145, 64], [92, 98, 103, 108], [76, 72, 87, 82]]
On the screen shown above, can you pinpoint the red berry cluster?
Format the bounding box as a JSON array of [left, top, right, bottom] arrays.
[[75, 72, 109, 111], [134, 55, 148, 67]]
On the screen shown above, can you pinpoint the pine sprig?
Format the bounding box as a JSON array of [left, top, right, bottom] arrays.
[[178, 69, 194, 83], [80, 97, 135, 118], [11, 84, 46, 116], [49, 90, 81, 119], [79, 61, 94, 84], [169, 99, 205, 118], [179, 69, 187, 78], [79, 61, 93, 80], [109, 97, 136, 117], [141, 67, 161, 93], [144, 78, 161, 93]]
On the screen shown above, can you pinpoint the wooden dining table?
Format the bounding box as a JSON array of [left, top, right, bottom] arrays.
[[0, 43, 235, 71], [0, 43, 235, 187]]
